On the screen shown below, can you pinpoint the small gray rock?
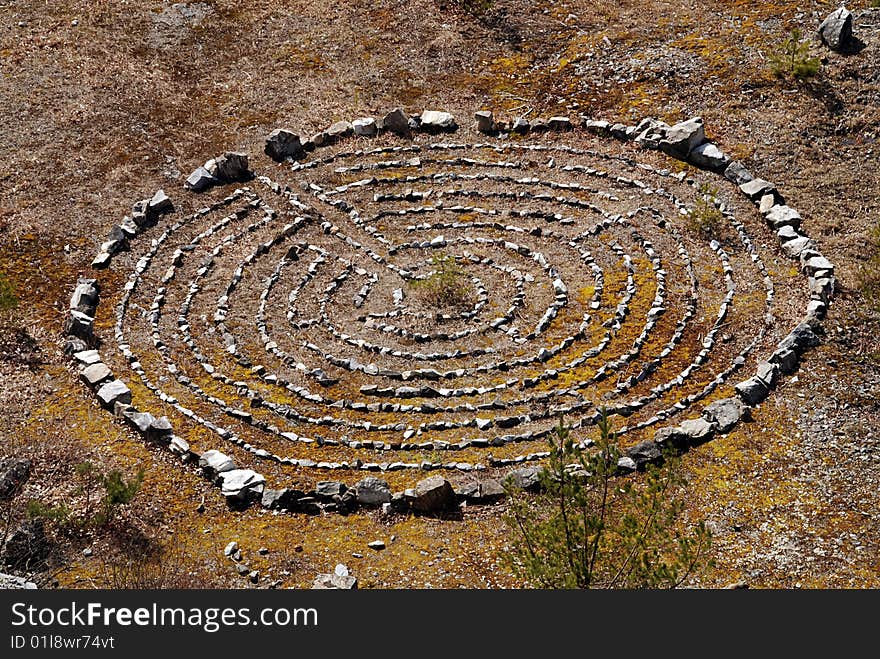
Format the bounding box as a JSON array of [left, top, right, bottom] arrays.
[[91, 252, 112, 269], [354, 476, 391, 506], [658, 117, 705, 159], [703, 397, 746, 433], [625, 440, 663, 469], [765, 205, 802, 230], [198, 449, 236, 475], [148, 189, 173, 215], [739, 178, 777, 202], [511, 117, 529, 134], [219, 469, 265, 501], [689, 142, 730, 172], [2, 519, 48, 570], [734, 377, 769, 405], [312, 573, 358, 589], [756, 361, 779, 388], [616, 456, 637, 473], [327, 120, 354, 140], [212, 152, 250, 181], [653, 425, 689, 450], [475, 478, 505, 503], [782, 236, 816, 259], [169, 435, 190, 456], [261, 488, 299, 510], [778, 322, 821, 355], [679, 417, 716, 443], [380, 108, 410, 136], [352, 117, 377, 137], [419, 110, 457, 132], [0, 458, 31, 501], [70, 280, 99, 314], [770, 348, 799, 375], [410, 475, 457, 512], [96, 379, 132, 409], [265, 129, 305, 161], [64, 310, 94, 341], [315, 480, 347, 499], [474, 110, 495, 133], [73, 349, 101, 365], [504, 466, 543, 492], [185, 166, 218, 192], [79, 362, 112, 388], [723, 160, 753, 186], [819, 7, 853, 52], [548, 116, 572, 131]]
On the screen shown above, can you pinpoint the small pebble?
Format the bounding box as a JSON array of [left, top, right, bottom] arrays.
[[368, 540, 386, 550], [82, 548, 92, 557], [258, 547, 269, 555]]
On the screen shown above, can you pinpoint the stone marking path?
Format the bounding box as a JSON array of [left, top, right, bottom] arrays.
[[63, 110, 834, 514]]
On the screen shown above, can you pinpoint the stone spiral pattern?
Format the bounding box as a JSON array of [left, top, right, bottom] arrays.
[[64, 112, 835, 511]]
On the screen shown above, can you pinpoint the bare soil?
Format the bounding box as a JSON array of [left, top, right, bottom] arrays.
[[1, 0, 878, 588]]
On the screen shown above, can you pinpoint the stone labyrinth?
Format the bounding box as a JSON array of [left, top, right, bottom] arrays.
[[64, 110, 835, 514]]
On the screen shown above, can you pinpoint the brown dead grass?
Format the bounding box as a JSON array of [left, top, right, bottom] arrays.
[[1, 0, 879, 588]]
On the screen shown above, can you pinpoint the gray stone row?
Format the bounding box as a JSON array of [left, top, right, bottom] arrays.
[[294, 150, 748, 430], [586, 113, 833, 454], [65, 155, 543, 516], [108, 182, 527, 471], [194, 180, 744, 454], [92, 189, 174, 270], [185, 152, 252, 194], [172, 142, 756, 448], [265, 109, 459, 168], [63, 277, 100, 351], [358, 139, 772, 438], [76, 108, 833, 515]]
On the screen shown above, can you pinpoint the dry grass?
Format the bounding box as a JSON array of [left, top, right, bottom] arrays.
[[0, 0, 879, 588]]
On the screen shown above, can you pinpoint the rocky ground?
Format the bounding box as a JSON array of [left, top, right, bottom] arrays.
[[0, 0, 878, 588]]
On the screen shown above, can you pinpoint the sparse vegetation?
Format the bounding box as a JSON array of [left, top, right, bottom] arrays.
[[409, 253, 475, 312], [687, 185, 724, 239], [97, 542, 220, 589], [27, 462, 144, 530], [0, 272, 18, 312], [505, 413, 713, 588], [769, 29, 820, 80]]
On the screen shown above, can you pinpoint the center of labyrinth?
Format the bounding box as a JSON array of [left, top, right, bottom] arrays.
[[70, 123, 833, 511]]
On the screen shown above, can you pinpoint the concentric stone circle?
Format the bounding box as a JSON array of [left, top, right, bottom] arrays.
[[64, 110, 835, 513]]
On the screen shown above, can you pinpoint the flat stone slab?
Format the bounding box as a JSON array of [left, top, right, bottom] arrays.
[[96, 379, 131, 408]]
